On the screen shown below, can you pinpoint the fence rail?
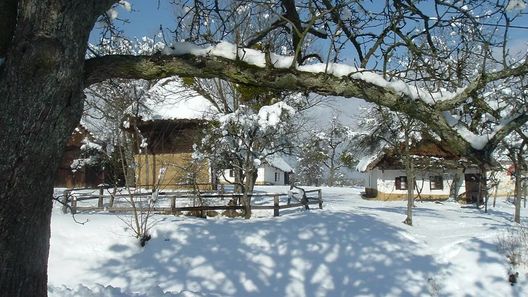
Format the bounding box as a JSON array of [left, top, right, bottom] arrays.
[[61, 187, 323, 217]]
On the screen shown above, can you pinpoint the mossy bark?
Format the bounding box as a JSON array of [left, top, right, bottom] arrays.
[[0, 1, 115, 296]]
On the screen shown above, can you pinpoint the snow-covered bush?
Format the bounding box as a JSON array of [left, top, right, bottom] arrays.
[[497, 224, 528, 273], [194, 101, 297, 218]]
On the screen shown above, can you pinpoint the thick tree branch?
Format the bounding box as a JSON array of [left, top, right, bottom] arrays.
[[84, 53, 480, 161], [484, 113, 528, 154]]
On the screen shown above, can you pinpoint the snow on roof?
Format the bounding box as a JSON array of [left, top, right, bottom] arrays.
[[265, 155, 294, 172], [136, 77, 217, 121], [356, 151, 385, 172]]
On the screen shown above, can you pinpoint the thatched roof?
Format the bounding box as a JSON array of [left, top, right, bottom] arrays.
[[358, 141, 471, 172]]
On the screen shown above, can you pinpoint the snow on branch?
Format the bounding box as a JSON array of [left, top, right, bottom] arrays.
[[85, 41, 468, 105], [161, 42, 467, 104], [443, 111, 528, 150], [84, 41, 528, 162]]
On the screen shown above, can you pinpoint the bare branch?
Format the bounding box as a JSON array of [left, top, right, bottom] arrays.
[[436, 60, 528, 110]]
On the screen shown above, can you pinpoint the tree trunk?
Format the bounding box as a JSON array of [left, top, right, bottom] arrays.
[[513, 151, 524, 224], [0, 1, 114, 296], [514, 169, 522, 223], [403, 140, 414, 226], [403, 159, 415, 226], [478, 165, 487, 209], [234, 168, 243, 194], [241, 167, 257, 219], [328, 153, 336, 187], [450, 172, 462, 201]]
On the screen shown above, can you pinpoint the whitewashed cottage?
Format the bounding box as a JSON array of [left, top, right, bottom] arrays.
[[357, 142, 514, 203]]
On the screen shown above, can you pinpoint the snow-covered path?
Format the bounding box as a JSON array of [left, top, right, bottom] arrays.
[[48, 186, 527, 296]]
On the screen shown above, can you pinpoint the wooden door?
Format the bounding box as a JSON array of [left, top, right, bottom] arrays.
[[465, 174, 482, 203]]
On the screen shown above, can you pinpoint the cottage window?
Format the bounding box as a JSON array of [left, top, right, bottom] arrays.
[[430, 176, 444, 190], [274, 172, 278, 182], [395, 176, 407, 190], [229, 169, 234, 177]]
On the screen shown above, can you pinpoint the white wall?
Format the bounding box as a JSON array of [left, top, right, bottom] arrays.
[[490, 169, 515, 197], [366, 164, 517, 199], [370, 168, 466, 197], [365, 169, 378, 188], [220, 165, 287, 185], [220, 169, 235, 184], [256, 164, 286, 185]]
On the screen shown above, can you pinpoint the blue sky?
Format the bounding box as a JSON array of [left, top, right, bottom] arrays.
[[89, 0, 175, 42], [91, 1, 528, 55], [86, 1, 527, 135]]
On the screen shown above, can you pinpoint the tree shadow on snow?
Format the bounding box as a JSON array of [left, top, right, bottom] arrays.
[[89, 211, 448, 297], [356, 205, 446, 219]]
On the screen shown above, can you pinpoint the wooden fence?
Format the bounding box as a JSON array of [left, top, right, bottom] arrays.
[[61, 187, 323, 217]]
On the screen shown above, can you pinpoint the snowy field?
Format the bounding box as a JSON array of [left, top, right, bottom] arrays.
[[48, 186, 527, 297]]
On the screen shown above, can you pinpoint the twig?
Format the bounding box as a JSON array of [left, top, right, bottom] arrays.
[[51, 194, 88, 225]]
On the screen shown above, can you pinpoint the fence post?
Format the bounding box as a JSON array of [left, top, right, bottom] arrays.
[[318, 189, 323, 209], [274, 195, 280, 217], [98, 186, 104, 208], [109, 187, 116, 208], [61, 190, 70, 214], [171, 196, 176, 215], [71, 196, 77, 214]]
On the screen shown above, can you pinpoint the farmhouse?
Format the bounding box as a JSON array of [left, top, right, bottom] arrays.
[[130, 77, 216, 190], [358, 142, 514, 203], [221, 154, 294, 185], [130, 77, 295, 189]]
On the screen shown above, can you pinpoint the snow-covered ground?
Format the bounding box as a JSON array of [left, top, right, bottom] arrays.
[[48, 186, 527, 296]]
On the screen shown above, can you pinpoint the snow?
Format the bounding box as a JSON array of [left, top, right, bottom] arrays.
[[120, 0, 132, 12], [105, 1, 132, 21], [132, 77, 217, 121], [443, 111, 516, 150], [106, 8, 118, 20], [162, 42, 210, 56], [80, 138, 103, 152], [253, 159, 262, 167], [257, 102, 295, 129], [49, 186, 528, 297], [356, 150, 384, 172], [264, 155, 293, 172], [506, 0, 527, 11]]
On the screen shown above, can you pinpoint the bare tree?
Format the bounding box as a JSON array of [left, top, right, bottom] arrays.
[[297, 116, 355, 186], [497, 130, 528, 223], [194, 100, 299, 218]]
